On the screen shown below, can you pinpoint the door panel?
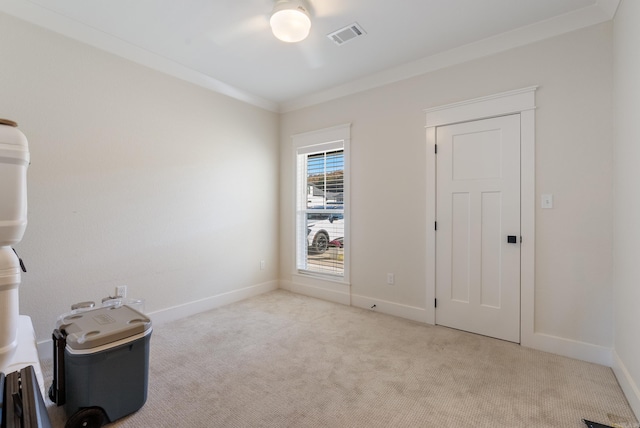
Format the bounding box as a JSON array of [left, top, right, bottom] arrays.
[[450, 192, 470, 303], [436, 114, 521, 343], [481, 191, 502, 308]]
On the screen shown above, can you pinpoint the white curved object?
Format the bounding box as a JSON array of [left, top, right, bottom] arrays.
[[0, 119, 29, 370], [270, 0, 311, 43]]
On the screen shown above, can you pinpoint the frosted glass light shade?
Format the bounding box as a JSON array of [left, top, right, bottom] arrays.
[[270, 3, 311, 43]]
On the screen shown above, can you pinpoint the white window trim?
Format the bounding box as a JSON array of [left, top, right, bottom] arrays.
[[292, 123, 351, 285]]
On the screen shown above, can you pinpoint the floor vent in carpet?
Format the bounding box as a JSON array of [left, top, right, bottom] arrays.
[[583, 419, 615, 428]]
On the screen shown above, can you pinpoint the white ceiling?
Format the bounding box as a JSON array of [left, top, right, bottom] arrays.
[[0, 0, 619, 111]]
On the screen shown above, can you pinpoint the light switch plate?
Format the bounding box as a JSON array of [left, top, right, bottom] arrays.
[[541, 194, 553, 209]]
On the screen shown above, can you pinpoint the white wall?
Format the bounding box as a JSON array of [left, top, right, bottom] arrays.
[[280, 23, 614, 357], [0, 7, 624, 399], [612, 0, 640, 418], [0, 13, 280, 344]]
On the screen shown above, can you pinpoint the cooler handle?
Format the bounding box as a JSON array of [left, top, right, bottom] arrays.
[[48, 329, 66, 406]]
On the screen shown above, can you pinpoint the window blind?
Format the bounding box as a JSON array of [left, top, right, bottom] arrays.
[[296, 148, 345, 277]]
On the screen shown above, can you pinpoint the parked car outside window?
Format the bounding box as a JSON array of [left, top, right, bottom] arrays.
[[306, 211, 344, 254]]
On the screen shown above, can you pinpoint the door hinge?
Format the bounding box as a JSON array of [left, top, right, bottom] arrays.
[[434, 221, 437, 231], [434, 144, 438, 154], [434, 298, 437, 308], [520, 236, 523, 243]]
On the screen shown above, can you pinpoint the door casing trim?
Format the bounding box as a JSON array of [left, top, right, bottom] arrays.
[[425, 86, 537, 347]]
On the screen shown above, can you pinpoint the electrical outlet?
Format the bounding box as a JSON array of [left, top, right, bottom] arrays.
[[387, 273, 395, 285], [115, 285, 127, 298]]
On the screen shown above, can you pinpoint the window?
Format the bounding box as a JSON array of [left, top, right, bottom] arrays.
[[293, 124, 349, 280]]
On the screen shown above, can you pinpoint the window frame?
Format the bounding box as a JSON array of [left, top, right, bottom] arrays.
[[292, 124, 350, 284]]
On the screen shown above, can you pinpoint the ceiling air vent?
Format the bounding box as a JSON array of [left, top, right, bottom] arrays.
[[327, 22, 366, 46]]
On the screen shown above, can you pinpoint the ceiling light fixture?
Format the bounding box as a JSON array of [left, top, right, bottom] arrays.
[[270, 0, 311, 43]]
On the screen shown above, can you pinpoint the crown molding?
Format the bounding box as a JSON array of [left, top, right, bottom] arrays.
[[0, 0, 279, 112], [279, 0, 619, 112], [0, 0, 619, 114]]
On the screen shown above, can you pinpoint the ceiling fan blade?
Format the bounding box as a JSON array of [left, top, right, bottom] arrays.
[[206, 15, 270, 45], [297, 42, 324, 69]]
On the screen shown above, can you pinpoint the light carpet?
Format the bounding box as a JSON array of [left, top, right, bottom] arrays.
[[42, 290, 638, 427]]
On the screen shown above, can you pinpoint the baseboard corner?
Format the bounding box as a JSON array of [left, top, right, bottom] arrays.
[[612, 349, 640, 421]]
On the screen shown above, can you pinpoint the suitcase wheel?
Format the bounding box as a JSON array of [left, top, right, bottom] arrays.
[[65, 407, 108, 428]]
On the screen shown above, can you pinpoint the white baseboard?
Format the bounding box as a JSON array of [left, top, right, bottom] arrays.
[[284, 285, 613, 369], [350, 293, 428, 324], [521, 331, 613, 366], [613, 350, 640, 421], [280, 280, 426, 322], [37, 280, 279, 362], [148, 280, 279, 326], [37, 279, 620, 392], [281, 278, 351, 306]]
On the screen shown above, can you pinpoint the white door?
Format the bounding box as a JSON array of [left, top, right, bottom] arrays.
[[435, 114, 521, 343]]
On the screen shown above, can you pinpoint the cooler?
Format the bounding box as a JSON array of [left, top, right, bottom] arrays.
[[49, 305, 152, 428]]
